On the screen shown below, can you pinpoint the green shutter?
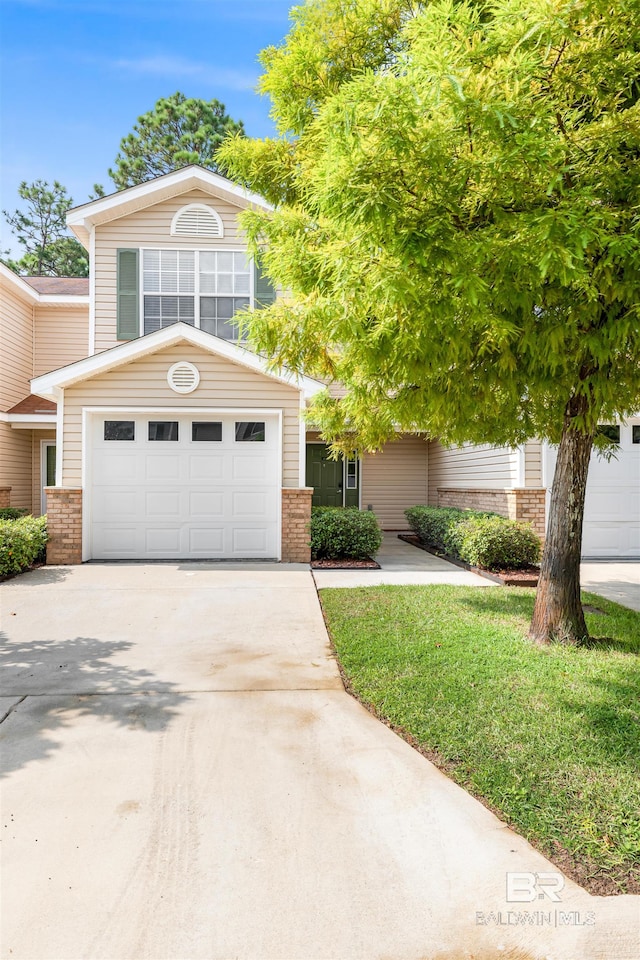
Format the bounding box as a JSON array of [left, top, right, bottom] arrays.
[[254, 258, 276, 309], [117, 248, 139, 340]]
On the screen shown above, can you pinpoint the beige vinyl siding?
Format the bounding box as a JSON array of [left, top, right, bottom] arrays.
[[61, 343, 301, 487], [1, 284, 33, 409], [524, 440, 543, 487], [427, 440, 518, 503], [0, 423, 33, 510], [94, 190, 249, 353], [361, 435, 428, 528], [31, 429, 56, 515], [34, 305, 89, 376]]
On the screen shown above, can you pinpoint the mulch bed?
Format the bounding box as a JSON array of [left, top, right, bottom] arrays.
[[398, 533, 540, 586], [311, 558, 380, 569]]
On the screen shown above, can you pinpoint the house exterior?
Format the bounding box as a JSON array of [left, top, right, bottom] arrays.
[[1, 166, 638, 562]]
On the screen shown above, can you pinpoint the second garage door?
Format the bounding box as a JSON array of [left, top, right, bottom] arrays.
[[90, 412, 280, 560]]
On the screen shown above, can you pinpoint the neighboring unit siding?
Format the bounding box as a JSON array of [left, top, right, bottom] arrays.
[[524, 440, 543, 487], [93, 190, 249, 353], [0, 284, 33, 410], [34, 306, 89, 376], [427, 440, 518, 504], [0, 423, 32, 511], [61, 343, 301, 488], [361, 435, 428, 528], [31, 429, 56, 515]]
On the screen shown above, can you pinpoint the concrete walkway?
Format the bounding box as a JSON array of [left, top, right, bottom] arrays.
[[1, 563, 638, 960], [313, 533, 494, 589]]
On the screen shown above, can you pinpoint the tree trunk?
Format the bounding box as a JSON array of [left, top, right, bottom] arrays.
[[529, 404, 595, 645]]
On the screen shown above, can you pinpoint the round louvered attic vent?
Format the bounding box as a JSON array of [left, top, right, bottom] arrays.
[[171, 203, 224, 238], [167, 361, 200, 394]]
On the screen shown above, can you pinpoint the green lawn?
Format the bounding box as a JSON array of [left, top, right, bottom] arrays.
[[320, 584, 640, 895]]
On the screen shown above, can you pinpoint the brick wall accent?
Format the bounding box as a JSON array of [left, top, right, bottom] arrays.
[[0, 487, 11, 508], [437, 487, 546, 537], [281, 488, 313, 563], [44, 488, 83, 565]]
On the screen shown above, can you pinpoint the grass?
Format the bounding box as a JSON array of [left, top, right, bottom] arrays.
[[319, 584, 640, 895]]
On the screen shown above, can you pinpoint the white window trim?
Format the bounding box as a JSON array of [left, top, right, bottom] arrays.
[[40, 439, 56, 515], [139, 247, 253, 338], [170, 203, 224, 238]]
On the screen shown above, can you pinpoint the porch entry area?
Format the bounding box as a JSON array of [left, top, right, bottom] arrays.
[[306, 443, 360, 508]]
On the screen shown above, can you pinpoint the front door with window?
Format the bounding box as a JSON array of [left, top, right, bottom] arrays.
[[41, 442, 56, 515], [306, 444, 359, 507]]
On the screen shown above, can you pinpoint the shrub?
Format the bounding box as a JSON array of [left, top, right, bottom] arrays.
[[310, 506, 382, 560], [455, 515, 541, 571], [404, 505, 466, 554], [0, 515, 48, 576], [405, 504, 540, 570], [0, 507, 28, 520]]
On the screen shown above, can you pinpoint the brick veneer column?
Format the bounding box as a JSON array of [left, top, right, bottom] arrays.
[[505, 488, 547, 538], [437, 486, 546, 538], [44, 488, 83, 565], [0, 487, 11, 508], [281, 488, 313, 563]]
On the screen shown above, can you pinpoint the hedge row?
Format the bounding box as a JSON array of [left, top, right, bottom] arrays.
[[310, 506, 382, 560], [405, 505, 540, 571], [0, 515, 48, 577]]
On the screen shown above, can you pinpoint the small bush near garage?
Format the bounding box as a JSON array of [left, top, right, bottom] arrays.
[[310, 507, 382, 560], [404, 505, 467, 554], [0, 515, 48, 577], [454, 515, 541, 570], [405, 505, 540, 570], [0, 507, 28, 520]]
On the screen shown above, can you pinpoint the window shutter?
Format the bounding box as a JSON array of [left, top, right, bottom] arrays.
[[117, 248, 139, 340], [254, 258, 276, 309]]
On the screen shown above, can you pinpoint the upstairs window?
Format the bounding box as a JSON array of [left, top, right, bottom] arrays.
[[116, 247, 277, 342], [142, 249, 250, 338]]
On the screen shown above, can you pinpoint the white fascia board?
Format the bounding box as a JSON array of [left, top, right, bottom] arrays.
[[0, 264, 39, 302], [31, 322, 323, 400], [0, 412, 56, 429], [38, 296, 90, 307], [67, 166, 271, 236]]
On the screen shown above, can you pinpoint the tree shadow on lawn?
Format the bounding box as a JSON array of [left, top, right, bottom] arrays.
[[457, 588, 639, 655], [0, 632, 190, 777]]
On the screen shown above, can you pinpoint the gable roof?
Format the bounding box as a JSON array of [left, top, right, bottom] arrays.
[[0, 262, 89, 306], [24, 277, 89, 295], [31, 322, 324, 401], [66, 166, 271, 246]]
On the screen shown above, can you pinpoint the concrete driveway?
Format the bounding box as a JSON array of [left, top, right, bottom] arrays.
[[1, 564, 638, 960]]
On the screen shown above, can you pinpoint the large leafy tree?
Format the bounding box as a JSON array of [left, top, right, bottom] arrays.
[[220, 0, 640, 645], [2, 179, 89, 277], [109, 91, 245, 189]]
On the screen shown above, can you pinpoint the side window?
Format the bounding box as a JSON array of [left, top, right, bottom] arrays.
[[104, 421, 135, 441], [235, 421, 265, 442], [148, 421, 179, 441]]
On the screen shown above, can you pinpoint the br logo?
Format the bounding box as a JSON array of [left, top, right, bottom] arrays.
[[506, 872, 565, 903]]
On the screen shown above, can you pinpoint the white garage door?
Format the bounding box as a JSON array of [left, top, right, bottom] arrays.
[[90, 413, 280, 560], [544, 421, 640, 558]]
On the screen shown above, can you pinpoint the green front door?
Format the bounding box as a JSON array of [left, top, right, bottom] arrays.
[[306, 444, 360, 507]]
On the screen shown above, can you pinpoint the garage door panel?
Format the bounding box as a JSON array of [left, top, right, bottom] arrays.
[[232, 527, 270, 554], [145, 527, 182, 554], [188, 455, 225, 480], [145, 455, 181, 480], [101, 455, 138, 482], [188, 490, 225, 518], [188, 527, 225, 553], [91, 413, 281, 560], [145, 490, 181, 518]]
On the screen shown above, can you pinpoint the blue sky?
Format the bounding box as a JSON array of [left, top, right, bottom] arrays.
[[0, 0, 295, 254]]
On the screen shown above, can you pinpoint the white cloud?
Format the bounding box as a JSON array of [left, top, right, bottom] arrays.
[[112, 55, 259, 92]]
